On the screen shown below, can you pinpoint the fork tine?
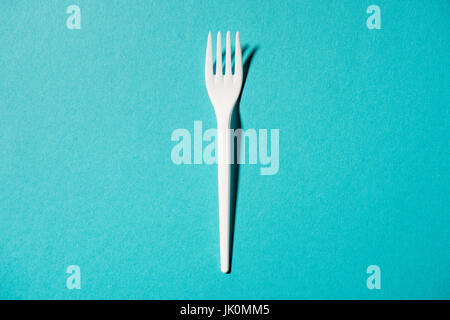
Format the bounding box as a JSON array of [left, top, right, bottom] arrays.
[[216, 32, 222, 76], [234, 32, 242, 81], [205, 32, 213, 80], [225, 31, 232, 77]]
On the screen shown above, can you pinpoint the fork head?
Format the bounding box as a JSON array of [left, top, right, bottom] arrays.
[[205, 31, 243, 116]]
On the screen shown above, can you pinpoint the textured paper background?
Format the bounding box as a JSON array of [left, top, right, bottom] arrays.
[[0, 0, 449, 299]]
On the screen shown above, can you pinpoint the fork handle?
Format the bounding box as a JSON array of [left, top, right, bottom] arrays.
[[217, 115, 231, 273]]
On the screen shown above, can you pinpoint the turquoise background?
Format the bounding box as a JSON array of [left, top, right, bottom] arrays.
[[0, 0, 449, 299]]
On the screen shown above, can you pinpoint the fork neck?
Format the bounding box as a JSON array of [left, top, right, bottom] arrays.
[[214, 106, 234, 130]]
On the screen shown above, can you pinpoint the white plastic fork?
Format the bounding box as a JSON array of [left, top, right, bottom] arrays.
[[205, 31, 243, 273]]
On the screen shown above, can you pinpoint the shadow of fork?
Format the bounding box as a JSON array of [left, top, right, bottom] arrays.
[[228, 45, 259, 273]]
